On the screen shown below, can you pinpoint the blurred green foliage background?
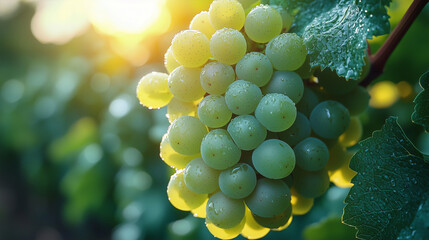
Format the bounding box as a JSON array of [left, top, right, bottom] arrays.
[[0, 0, 428, 240]]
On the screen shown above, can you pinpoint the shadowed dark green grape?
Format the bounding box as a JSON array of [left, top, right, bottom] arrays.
[[219, 163, 257, 199], [334, 86, 370, 116], [293, 137, 329, 171], [235, 52, 273, 87], [200, 61, 235, 95], [278, 112, 311, 146], [293, 168, 330, 198], [262, 71, 304, 103], [225, 80, 262, 115], [296, 87, 319, 117], [255, 93, 297, 132], [184, 157, 220, 194], [201, 129, 241, 170], [316, 68, 359, 95], [295, 56, 313, 79], [206, 192, 245, 229], [245, 178, 291, 218], [339, 117, 363, 147], [325, 142, 347, 171], [310, 100, 350, 139], [227, 115, 267, 150], [265, 33, 307, 71], [253, 205, 292, 229], [168, 116, 208, 155], [252, 139, 295, 179], [198, 95, 232, 128]]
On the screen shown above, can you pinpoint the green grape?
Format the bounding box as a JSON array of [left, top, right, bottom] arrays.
[[283, 174, 294, 189], [278, 112, 311, 146], [201, 129, 241, 170], [208, 0, 245, 30], [265, 33, 307, 71], [237, 0, 258, 9], [168, 66, 206, 102], [262, 71, 304, 103], [271, 5, 293, 31], [252, 139, 295, 179], [200, 61, 236, 95], [255, 93, 297, 132], [291, 188, 314, 215], [225, 80, 262, 115], [210, 28, 247, 65], [296, 87, 319, 117], [316, 68, 359, 95], [206, 192, 245, 229], [241, 207, 270, 239], [136, 72, 172, 109], [253, 205, 292, 229], [339, 117, 363, 147], [227, 115, 267, 150], [167, 170, 207, 211], [219, 163, 257, 199], [167, 97, 198, 123], [294, 56, 313, 79], [198, 95, 232, 128], [245, 178, 291, 218], [235, 52, 273, 87], [190, 11, 216, 38], [244, 5, 282, 43], [334, 86, 370, 116], [330, 151, 356, 188], [168, 116, 208, 155], [293, 168, 330, 198], [184, 157, 220, 194], [325, 142, 347, 171], [205, 215, 245, 239], [171, 30, 210, 68], [310, 100, 350, 139], [164, 46, 181, 73], [293, 137, 329, 171], [160, 134, 201, 169], [191, 198, 208, 218]]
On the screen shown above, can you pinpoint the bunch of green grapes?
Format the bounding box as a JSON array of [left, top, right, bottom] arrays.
[[136, 0, 368, 239]]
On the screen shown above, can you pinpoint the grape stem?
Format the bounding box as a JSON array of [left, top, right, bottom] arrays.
[[360, 0, 428, 87]]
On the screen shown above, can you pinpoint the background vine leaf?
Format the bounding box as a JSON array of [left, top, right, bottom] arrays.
[[342, 117, 429, 240], [263, 0, 391, 80], [411, 71, 429, 132]]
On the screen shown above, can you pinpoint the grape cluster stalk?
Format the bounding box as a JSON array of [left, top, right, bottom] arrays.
[[136, 0, 370, 239]]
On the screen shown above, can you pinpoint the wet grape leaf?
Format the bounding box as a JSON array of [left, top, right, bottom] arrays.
[[342, 117, 429, 239], [262, 0, 391, 80], [412, 71, 429, 132], [303, 216, 356, 240]]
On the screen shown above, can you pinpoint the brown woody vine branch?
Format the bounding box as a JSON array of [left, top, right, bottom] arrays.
[[360, 0, 428, 87]]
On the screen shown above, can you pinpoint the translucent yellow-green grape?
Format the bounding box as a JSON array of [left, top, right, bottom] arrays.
[[167, 170, 207, 211], [210, 28, 247, 65], [240, 207, 270, 239], [206, 216, 246, 240], [266, 33, 307, 71], [272, 214, 293, 231], [166, 97, 199, 123], [339, 117, 363, 147], [200, 61, 236, 95], [330, 151, 356, 188], [164, 46, 181, 73], [244, 5, 282, 43], [237, 0, 258, 10], [191, 197, 208, 218], [136, 72, 172, 109], [209, 0, 245, 30], [190, 11, 216, 38], [168, 66, 206, 102], [171, 30, 210, 68], [206, 192, 245, 229], [160, 134, 201, 169], [168, 116, 208, 155], [184, 157, 221, 194], [291, 188, 314, 215]]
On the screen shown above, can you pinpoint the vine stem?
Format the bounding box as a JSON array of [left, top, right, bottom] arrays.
[[360, 0, 428, 87]]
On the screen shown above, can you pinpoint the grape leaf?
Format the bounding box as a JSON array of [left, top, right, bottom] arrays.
[[303, 216, 356, 240], [342, 117, 429, 240], [262, 0, 391, 80], [411, 71, 429, 132]]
